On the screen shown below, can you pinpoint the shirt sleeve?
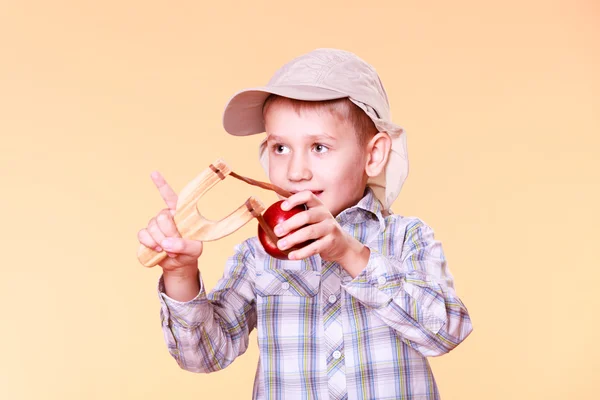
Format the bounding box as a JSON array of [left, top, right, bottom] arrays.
[[158, 239, 258, 372], [342, 219, 473, 357]]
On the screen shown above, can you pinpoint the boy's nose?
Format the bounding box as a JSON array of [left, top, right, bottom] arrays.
[[287, 154, 312, 182]]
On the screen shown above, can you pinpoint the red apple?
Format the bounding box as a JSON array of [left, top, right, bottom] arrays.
[[258, 200, 313, 259]]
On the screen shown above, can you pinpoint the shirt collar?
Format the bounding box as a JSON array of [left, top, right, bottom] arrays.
[[335, 186, 387, 231]]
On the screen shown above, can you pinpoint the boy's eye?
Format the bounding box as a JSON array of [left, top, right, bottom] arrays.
[[272, 144, 290, 154], [313, 144, 329, 153]]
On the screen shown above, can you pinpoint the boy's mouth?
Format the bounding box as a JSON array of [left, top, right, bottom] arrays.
[[289, 190, 323, 197]]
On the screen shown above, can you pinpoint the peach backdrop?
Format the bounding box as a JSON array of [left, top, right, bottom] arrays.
[[1, 1, 598, 399]]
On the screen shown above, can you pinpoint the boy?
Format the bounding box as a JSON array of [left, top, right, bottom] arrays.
[[138, 48, 472, 399]]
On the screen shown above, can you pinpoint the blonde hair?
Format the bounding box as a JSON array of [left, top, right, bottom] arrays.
[[262, 95, 378, 145]]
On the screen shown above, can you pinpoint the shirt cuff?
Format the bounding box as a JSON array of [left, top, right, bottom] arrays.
[[157, 273, 211, 329]]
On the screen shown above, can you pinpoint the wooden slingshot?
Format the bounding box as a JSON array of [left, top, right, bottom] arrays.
[[137, 159, 290, 268]]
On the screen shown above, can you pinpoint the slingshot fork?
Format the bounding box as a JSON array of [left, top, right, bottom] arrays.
[[137, 159, 266, 268]]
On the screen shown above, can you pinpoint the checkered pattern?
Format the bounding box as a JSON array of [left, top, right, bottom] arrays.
[[158, 187, 473, 399]]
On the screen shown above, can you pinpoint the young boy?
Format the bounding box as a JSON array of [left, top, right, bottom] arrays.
[[138, 48, 472, 399]]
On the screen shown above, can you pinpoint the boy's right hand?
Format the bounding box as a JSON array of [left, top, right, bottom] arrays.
[[137, 171, 203, 274]]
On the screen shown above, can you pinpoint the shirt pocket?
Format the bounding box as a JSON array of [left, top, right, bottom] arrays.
[[255, 268, 321, 297]]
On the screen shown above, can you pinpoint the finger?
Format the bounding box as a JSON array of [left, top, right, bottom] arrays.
[[156, 210, 182, 238], [287, 238, 324, 261], [281, 190, 323, 211], [156, 210, 181, 257], [147, 217, 167, 250], [278, 220, 329, 251], [151, 171, 178, 212], [137, 228, 162, 252], [165, 251, 179, 258], [160, 237, 203, 258], [274, 206, 330, 237]]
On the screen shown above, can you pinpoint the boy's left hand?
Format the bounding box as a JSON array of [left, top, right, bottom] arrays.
[[273, 190, 355, 263]]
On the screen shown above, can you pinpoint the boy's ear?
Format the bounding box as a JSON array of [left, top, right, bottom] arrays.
[[365, 132, 392, 178]]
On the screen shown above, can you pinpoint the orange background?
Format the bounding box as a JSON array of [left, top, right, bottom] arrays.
[[1, 1, 599, 399]]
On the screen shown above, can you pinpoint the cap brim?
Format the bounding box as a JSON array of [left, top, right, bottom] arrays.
[[222, 85, 347, 136]]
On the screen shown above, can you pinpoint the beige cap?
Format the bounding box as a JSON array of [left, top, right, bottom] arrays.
[[222, 48, 408, 211]]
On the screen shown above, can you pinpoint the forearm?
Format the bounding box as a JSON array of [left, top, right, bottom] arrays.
[[373, 284, 472, 356], [163, 263, 200, 302], [158, 239, 259, 372], [161, 297, 256, 373], [343, 248, 472, 356]]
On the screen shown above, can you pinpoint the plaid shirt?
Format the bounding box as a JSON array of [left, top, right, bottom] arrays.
[[158, 187, 472, 400]]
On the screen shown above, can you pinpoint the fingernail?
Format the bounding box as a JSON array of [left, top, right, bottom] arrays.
[[281, 201, 289, 210], [278, 239, 287, 249], [154, 246, 162, 252], [274, 225, 283, 236]]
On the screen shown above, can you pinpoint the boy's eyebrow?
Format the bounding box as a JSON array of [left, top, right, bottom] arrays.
[[266, 133, 337, 142]]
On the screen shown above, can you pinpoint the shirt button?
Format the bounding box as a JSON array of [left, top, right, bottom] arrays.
[[328, 295, 337, 304], [377, 276, 387, 285], [332, 350, 342, 360], [281, 282, 290, 290]]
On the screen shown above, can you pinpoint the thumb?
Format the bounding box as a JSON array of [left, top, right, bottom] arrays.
[[161, 237, 203, 257]]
